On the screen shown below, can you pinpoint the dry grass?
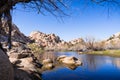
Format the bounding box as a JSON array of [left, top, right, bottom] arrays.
[[83, 50, 120, 57]]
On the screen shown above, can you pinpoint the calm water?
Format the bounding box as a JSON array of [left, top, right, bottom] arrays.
[[42, 52, 120, 80]]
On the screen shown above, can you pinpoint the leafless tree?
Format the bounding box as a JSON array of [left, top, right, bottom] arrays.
[[84, 36, 95, 50], [91, 0, 120, 13], [0, 0, 70, 49], [0, 0, 120, 49], [91, 0, 120, 4]]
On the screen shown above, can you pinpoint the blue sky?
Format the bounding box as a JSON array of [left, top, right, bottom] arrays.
[[12, 1, 120, 41]]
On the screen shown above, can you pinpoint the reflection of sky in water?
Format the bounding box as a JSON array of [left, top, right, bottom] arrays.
[[42, 52, 120, 80]]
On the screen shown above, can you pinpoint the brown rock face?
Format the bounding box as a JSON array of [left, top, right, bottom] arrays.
[[0, 49, 14, 80]]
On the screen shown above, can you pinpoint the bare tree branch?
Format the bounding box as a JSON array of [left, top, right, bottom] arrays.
[[0, 0, 69, 49]]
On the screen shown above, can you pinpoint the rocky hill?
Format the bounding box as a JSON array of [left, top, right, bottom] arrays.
[[29, 31, 87, 51], [29, 31, 61, 47], [0, 19, 87, 51], [0, 19, 42, 80], [68, 38, 86, 51], [0, 18, 30, 43], [2, 18, 120, 51], [69, 38, 84, 45], [29, 31, 71, 51], [105, 32, 120, 49]]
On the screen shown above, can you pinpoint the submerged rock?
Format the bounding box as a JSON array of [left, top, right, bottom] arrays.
[[42, 59, 54, 70], [42, 59, 53, 64], [57, 55, 67, 61], [42, 63, 54, 70]]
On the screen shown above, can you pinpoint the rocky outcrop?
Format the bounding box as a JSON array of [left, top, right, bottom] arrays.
[[105, 32, 120, 49], [0, 18, 30, 43], [45, 40, 71, 51], [29, 31, 87, 51], [0, 49, 14, 80], [8, 47, 42, 80], [0, 19, 42, 80], [68, 38, 86, 51], [29, 31, 72, 51], [29, 31, 61, 47], [69, 38, 84, 45]]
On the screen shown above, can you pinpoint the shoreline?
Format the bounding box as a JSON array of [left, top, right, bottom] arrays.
[[78, 50, 120, 57]]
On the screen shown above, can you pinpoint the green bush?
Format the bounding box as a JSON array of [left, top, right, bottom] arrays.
[[27, 43, 44, 58]]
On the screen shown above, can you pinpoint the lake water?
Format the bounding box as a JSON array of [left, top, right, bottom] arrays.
[[42, 52, 120, 80]]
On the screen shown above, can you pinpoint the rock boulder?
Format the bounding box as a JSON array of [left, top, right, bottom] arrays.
[[0, 49, 14, 80], [57, 55, 82, 66]]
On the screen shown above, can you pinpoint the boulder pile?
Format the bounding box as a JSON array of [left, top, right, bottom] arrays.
[[0, 19, 42, 80], [8, 44, 42, 80], [29, 31, 61, 47]]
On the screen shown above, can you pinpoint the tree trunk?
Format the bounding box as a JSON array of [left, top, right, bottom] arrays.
[[5, 10, 12, 49], [8, 19, 12, 49], [8, 16, 12, 49], [0, 16, 2, 34]]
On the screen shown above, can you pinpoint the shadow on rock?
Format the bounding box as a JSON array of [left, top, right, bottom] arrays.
[[14, 67, 42, 80]]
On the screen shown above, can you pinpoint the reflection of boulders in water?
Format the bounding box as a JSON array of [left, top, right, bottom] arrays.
[[64, 64, 79, 70], [42, 59, 54, 70], [57, 55, 82, 70], [113, 58, 120, 69], [39, 52, 57, 62]]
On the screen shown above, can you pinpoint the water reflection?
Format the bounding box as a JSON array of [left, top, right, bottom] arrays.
[[42, 52, 120, 80], [113, 58, 120, 69]]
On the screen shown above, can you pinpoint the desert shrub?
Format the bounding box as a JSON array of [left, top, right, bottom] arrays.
[[93, 41, 106, 51], [27, 43, 44, 58]]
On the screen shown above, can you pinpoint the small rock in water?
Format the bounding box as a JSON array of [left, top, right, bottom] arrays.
[[42, 59, 53, 64], [57, 55, 82, 67]]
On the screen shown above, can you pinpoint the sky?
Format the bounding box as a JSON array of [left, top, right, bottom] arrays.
[[12, 0, 120, 41]]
